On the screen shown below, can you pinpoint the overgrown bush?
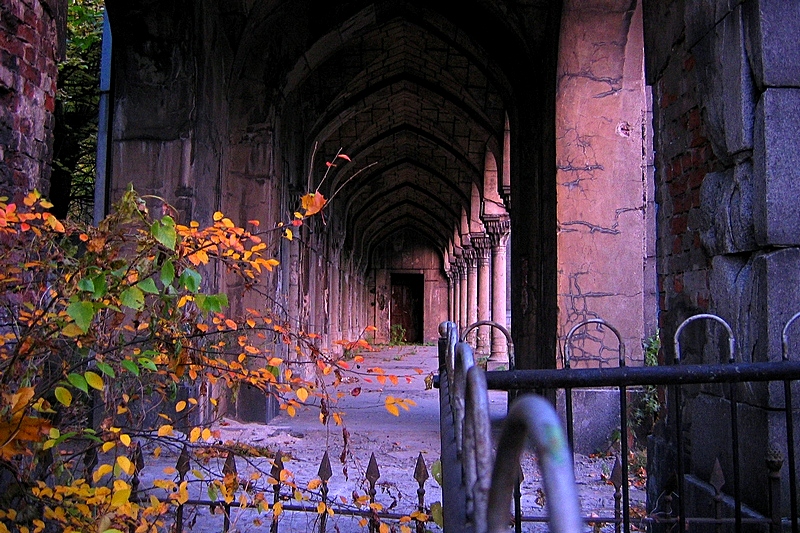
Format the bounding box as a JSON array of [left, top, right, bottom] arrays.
[[0, 185, 420, 532]]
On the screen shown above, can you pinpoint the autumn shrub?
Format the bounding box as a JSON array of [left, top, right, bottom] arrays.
[[0, 184, 420, 533]]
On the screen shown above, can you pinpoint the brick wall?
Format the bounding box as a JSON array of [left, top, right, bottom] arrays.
[[0, 0, 64, 201]]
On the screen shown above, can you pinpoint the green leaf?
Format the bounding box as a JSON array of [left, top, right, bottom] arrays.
[[160, 260, 175, 286], [95, 361, 115, 378], [67, 372, 88, 394], [91, 273, 108, 298], [77, 278, 95, 292], [138, 357, 157, 372], [195, 293, 228, 313], [54, 387, 72, 407], [179, 268, 202, 293], [120, 286, 145, 310], [151, 216, 177, 250], [121, 360, 140, 376], [430, 501, 444, 528], [136, 278, 159, 294], [66, 300, 95, 332], [431, 459, 443, 487]]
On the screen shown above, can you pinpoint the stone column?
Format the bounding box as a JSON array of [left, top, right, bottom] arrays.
[[472, 235, 492, 358], [457, 257, 468, 334], [446, 269, 455, 322], [450, 266, 461, 326], [464, 247, 478, 343], [486, 216, 511, 363]]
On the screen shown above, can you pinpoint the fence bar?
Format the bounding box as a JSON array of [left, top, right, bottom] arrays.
[[438, 323, 467, 532], [270, 451, 283, 533], [367, 452, 380, 533], [486, 395, 581, 533], [483, 359, 800, 389], [782, 312, 800, 533], [414, 452, 428, 533], [174, 445, 190, 533], [465, 363, 493, 533], [318, 451, 332, 533]]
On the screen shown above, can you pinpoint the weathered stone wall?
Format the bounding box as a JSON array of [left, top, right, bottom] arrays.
[[0, 0, 64, 200], [557, 0, 655, 368], [644, 0, 800, 515]]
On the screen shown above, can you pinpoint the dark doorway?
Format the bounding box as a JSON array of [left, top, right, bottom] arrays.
[[390, 273, 424, 343]]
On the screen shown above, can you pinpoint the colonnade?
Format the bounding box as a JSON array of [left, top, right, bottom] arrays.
[[446, 215, 511, 363]]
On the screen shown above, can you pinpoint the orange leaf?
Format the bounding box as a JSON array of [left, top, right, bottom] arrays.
[[301, 193, 327, 216]]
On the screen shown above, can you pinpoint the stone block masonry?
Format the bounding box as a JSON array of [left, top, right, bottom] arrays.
[[0, 0, 65, 201]]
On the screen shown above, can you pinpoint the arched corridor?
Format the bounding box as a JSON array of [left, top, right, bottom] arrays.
[[103, 0, 654, 379]]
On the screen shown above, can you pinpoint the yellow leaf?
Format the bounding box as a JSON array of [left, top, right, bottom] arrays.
[[379, 523, 390, 533], [157, 425, 174, 437], [307, 479, 322, 490], [117, 455, 134, 475], [102, 441, 116, 453], [286, 405, 296, 417], [316, 502, 326, 514], [111, 488, 131, 507], [296, 388, 309, 402], [54, 387, 72, 407], [284, 228, 293, 241], [267, 357, 283, 366], [84, 371, 104, 391], [93, 463, 113, 483], [202, 428, 212, 441], [385, 398, 400, 417], [213, 211, 224, 221], [153, 446, 162, 458], [119, 434, 131, 447], [273, 502, 283, 517], [175, 401, 187, 413], [189, 427, 201, 443]]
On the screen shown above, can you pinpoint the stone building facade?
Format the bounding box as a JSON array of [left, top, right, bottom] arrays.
[[2, 0, 798, 518]]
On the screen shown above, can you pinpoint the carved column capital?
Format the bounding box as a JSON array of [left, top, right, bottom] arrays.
[[484, 215, 511, 247], [470, 234, 491, 265]]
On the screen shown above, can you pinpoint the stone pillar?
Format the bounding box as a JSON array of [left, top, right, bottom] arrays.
[[486, 217, 511, 363], [450, 265, 461, 327], [464, 247, 478, 343], [457, 257, 468, 334], [472, 235, 492, 358], [446, 270, 455, 322]]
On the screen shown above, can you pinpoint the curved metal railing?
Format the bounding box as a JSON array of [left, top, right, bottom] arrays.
[[438, 322, 582, 533]]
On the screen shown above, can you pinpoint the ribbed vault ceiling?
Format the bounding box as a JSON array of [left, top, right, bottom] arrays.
[[274, 2, 518, 266]]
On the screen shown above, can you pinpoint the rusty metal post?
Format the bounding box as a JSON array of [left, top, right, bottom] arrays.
[[414, 452, 428, 533], [366, 452, 380, 533], [710, 458, 725, 533], [175, 446, 190, 533], [611, 456, 622, 533], [318, 451, 332, 533], [766, 446, 784, 533], [270, 451, 284, 533], [222, 451, 237, 533]]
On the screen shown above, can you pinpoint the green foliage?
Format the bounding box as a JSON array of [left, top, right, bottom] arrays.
[[629, 332, 661, 445], [390, 323, 407, 345], [51, 0, 105, 222]]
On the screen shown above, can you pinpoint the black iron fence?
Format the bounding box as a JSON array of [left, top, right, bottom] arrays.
[[437, 314, 800, 533]]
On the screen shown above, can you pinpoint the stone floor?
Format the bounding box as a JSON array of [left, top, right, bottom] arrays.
[[138, 344, 645, 532]]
